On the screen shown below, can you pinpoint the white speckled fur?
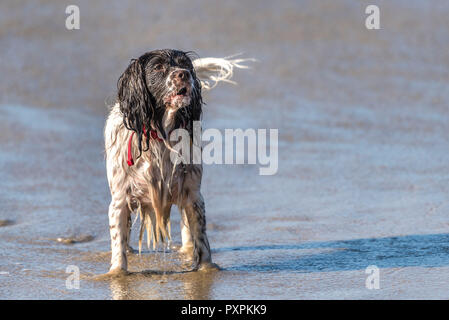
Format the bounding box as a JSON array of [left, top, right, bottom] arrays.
[[104, 56, 252, 273]]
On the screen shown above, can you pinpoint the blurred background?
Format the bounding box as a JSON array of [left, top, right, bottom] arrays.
[[1, 0, 449, 299]]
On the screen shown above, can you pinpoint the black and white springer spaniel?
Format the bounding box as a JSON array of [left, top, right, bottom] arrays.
[[104, 49, 251, 275]]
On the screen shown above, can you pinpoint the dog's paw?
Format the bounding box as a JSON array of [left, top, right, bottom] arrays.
[[197, 262, 220, 272], [126, 245, 138, 254], [178, 244, 194, 254], [93, 268, 129, 280]]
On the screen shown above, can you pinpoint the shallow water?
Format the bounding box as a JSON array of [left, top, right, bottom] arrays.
[[1, 0, 449, 299]]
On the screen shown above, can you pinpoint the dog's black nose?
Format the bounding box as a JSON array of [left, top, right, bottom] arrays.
[[174, 69, 189, 80]]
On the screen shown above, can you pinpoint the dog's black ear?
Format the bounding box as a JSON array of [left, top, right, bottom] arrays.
[[191, 77, 203, 122], [117, 58, 154, 156], [187, 52, 203, 124], [178, 75, 203, 137]]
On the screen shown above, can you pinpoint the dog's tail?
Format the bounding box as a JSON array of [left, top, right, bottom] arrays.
[[192, 54, 256, 91]]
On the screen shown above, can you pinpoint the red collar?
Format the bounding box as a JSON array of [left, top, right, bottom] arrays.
[[127, 126, 163, 166]]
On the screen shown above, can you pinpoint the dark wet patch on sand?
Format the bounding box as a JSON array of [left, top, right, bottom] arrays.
[[0, 219, 14, 227], [53, 234, 95, 245]]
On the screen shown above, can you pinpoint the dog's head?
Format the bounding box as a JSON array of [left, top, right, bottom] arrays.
[[117, 49, 202, 153]]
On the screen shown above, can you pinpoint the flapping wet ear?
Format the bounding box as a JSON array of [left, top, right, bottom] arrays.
[[191, 77, 203, 122], [117, 58, 154, 156]]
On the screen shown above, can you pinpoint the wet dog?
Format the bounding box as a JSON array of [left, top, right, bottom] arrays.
[[104, 49, 251, 274]]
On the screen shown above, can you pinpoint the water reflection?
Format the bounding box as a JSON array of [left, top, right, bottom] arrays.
[[108, 269, 218, 300]]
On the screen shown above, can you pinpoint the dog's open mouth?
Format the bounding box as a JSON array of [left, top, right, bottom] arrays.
[[165, 86, 191, 108], [176, 87, 187, 96]]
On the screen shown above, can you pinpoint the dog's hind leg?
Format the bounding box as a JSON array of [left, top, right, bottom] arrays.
[[126, 213, 136, 253], [179, 209, 193, 254]]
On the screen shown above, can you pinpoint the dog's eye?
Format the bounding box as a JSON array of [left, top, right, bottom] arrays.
[[154, 64, 164, 72]]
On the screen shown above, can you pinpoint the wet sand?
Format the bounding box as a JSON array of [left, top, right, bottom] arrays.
[[1, 0, 449, 299]]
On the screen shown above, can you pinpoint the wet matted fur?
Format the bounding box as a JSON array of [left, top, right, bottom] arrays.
[[104, 49, 253, 273]]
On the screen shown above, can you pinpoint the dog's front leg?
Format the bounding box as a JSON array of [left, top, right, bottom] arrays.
[[108, 198, 130, 273], [181, 192, 217, 270]]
